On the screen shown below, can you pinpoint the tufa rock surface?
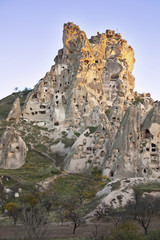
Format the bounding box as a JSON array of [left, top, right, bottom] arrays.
[[7, 97, 21, 123], [19, 22, 160, 179], [0, 127, 27, 169]]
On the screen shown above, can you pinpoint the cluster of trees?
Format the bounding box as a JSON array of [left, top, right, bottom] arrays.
[[1, 179, 160, 240], [94, 191, 160, 239], [0, 178, 98, 239]]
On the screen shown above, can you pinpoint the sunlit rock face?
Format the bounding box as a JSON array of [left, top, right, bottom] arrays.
[[21, 22, 135, 128], [20, 23, 160, 179], [7, 97, 21, 123], [0, 127, 27, 169]]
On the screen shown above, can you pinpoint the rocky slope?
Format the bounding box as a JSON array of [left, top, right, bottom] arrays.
[[2, 22, 160, 180]]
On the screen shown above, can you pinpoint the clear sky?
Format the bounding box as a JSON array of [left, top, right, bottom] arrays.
[[0, 0, 160, 100]]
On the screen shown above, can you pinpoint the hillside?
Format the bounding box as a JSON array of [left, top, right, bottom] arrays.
[[0, 22, 160, 240]]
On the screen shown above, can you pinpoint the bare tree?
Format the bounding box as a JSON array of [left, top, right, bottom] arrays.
[[91, 224, 105, 240], [19, 207, 51, 240], [135, 196, 154, 235], [65, 198, 85, 234], [94, 203, 108, 221], [107, 206, 127, 228], [126, 195, 155, 235]]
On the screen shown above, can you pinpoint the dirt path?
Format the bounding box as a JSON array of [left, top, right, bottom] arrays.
[[0, 217, 160, 239]]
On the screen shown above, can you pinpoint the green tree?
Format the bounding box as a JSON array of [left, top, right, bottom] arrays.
[[24, 193, 38, 208], [6, 202, 19, 226]]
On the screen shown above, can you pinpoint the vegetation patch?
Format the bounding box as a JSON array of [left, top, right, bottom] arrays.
[[133, 182, 160, 196], [105, 109, 111, 117], [111, 180, 121, 190], [0, 89, 31, 120]]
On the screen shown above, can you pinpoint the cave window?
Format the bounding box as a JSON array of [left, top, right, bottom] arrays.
[[60, 84, 62, 87], [56, 95, 58, 99], [32, 112, 34, 115], [32, 93, 38, 99], [56, 101, 59, 105], [45, 90, 47, 92], [100, 151, 105, 157], [30, 107, 32, 110], [39, 111, 46, 114], [35, 111, 38, 114], [40, 105, 46, 109], [143, 169, 147, 173], [111, 73, 119, 80], [84, 60, 89, 64], [151, 143, 156, 147], [95, 60, 98, 63], [110, 170, 114, 177], [94, 78, 96, 81], [152, 148, 156, 152], [87, 147, 92, 151], [145, 129, 153, 139], [54, 121, 59, 126], [16, 146, 19, 150], [146, 148, 150, 151]]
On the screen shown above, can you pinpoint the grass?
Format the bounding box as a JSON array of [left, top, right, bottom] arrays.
[[111, 180, 121, 190], [133, 182, 160, 196], [61, 137, 75, 148], [84, 126, 98, 136], [0, 147, 59, 193], [74, 132, 81, 137], [0, 89, 31, 120], [50, 173, 104, 200], [105, 109, 111, 117], [133, 97, 143, 105]]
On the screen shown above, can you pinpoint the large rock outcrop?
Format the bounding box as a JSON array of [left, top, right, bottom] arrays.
[[19, 22, 160, 179], [21, 23, 135, 128], [0, 127, 27, 169]]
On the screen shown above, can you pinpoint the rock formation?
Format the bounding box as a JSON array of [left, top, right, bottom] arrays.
[[0, 127, 27, 169], [7, 97, 21, 123], [18, 22, 160, 179]]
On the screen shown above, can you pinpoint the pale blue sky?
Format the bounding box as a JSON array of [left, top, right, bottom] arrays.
[[0, 0, 160, 100]]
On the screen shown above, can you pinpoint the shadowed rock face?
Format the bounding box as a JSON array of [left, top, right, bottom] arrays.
[[0, 127, 27, 169], [18, 22, 160, 179]]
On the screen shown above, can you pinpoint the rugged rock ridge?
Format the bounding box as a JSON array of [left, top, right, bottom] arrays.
[[8, 22, 160, 178]]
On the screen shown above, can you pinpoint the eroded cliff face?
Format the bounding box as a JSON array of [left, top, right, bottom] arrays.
[[0, 127, 27, 169], [18, 22, 160, 179]]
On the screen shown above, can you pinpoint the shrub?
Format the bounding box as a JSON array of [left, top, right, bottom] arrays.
[[110, 221, 143, 240]]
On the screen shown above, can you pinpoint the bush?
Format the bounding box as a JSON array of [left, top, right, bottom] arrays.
[[147, 230, 160, 240], [110, 221, 144, 240]]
